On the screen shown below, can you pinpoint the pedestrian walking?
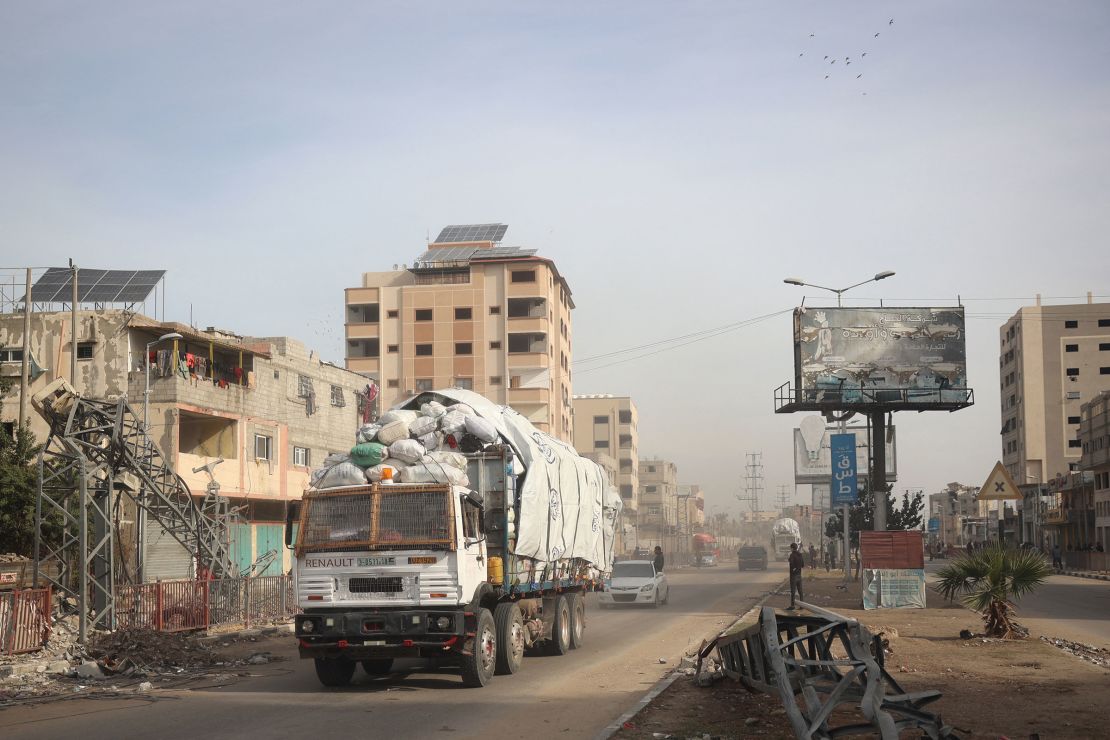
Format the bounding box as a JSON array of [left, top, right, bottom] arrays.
[[826, 539, 836, 572], [808, 543, 817, 568], [788, 543, 805, 608], [1052, 543, 1062, 570], [653, 545, 665, 574]]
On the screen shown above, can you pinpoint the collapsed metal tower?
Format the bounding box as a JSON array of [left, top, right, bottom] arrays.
[[32, 379, 234, 640]]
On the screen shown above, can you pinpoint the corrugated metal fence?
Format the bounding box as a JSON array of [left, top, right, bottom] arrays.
[[116, 576, 295, 633], [1, 588, 52, 655]]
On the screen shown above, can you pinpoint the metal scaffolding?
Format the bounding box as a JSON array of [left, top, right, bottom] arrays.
[[32, 379, 235, 641]]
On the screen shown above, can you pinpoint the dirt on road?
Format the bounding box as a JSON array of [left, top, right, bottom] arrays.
[[617, 570, 1110, 739]]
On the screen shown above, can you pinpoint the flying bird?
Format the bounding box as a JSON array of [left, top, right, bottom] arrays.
[[825, 74, 829, 79], [831, 59, 836, 64], [889, 18, 894, 25], [874, 32, 880, 37], [857, 74, 862, 78], [810, 33, 815, 37], [824, 55, 828, 60], [862, 52, 867, 57], [846, 61, 851, 65], [800, 52, 804, 56]]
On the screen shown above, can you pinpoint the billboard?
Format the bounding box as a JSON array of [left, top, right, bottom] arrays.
[[793, 424, 897, 485], [811, 484, 830, 513], [830, 433, 859, 506], [793, 307, 967, 406]]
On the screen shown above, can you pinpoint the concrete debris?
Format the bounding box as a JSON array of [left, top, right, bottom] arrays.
[[48, 661, 71, 675], [658, 657, 667, 664], [744, 717, 760, 726], [1041, 636, 1110, 668], [74, 662, 105, 679], [247, 652, 272, 665], [137, 681, 154, 693], [89, 628, 226, 674]]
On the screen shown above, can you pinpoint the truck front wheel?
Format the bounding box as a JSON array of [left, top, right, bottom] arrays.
[[461, 608, 497, 687], [314, 657, 356, 687], [494, 602, 525, 675], [361, 659, 393, 675], [569, 593, 585, 649], [548, 594, 572, 656]]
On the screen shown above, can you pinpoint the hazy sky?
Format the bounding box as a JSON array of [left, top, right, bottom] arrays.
[[2, 1, 1108, 516]]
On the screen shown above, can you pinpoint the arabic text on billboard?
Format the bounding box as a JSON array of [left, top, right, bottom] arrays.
[[830, 433, 858, 506], [793, 426, 896, 485], [794, 307, 966, 405]]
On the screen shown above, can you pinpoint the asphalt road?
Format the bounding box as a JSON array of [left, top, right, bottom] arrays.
[[2, 564, 786, 740]]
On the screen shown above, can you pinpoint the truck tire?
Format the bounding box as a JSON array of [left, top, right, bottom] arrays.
[[461, 608, 497, 687], [569, 593, 585, 649], [361, 659, 393, 675], [494, 602, 525, 675], [548, 594, 572, 655], [314, 657, 356, 687]]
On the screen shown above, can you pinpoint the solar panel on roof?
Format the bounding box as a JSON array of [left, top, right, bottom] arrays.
[[27, 267, 165, 304], [434, 223, 508, 244]]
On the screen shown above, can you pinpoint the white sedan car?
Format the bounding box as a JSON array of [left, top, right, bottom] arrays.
[[598, 560, 669, 608]]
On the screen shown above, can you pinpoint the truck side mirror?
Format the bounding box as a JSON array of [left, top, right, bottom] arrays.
[[285, 501, 302, 548]]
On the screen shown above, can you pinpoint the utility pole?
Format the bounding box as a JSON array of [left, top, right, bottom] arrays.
[[69, 259, 78, 389], [737, 453, 764, 543], [776, 484, 792, 514], [871, 412, 888, 531], [18, 268, 31, 427]]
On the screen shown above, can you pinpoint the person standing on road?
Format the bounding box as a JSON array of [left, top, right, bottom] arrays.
[[653, 545, 665, 573], [788, 543, 805, 609], [826, 539, 836, 572], [807, 543, 817, 568], [1052, 543, 1062, 570]]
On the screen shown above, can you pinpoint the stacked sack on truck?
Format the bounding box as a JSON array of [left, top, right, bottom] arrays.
[[310, 400, 501, 489]]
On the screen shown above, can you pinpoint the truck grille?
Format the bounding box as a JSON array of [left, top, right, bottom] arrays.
[[349, 577, 404, 594], [612, 594, 637, 603]]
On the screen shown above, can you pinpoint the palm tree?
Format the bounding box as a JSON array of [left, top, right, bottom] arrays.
[[935, 543, 1052, 638]]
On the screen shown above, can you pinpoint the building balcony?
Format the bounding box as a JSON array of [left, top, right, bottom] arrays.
[[346, 357, 380, 375], [131, 372, 253, 411], [505, 316, 549, 333], [346, 323, 380, 340], [507, 352, 550, 369], [506, 387, 550, 404]]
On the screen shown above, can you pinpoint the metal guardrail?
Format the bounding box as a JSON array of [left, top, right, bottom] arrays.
[[1, 588, 52, 655], [115, 576, 296, 633], [712, 604, 960, 739]]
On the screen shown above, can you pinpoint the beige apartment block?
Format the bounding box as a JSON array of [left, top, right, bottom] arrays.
[[0, 309, 367, 578], [638, 458, 678, 553], [345, 224, 574, 442], [1079, 391, 1110, 549], [573, 394, 639, 517]]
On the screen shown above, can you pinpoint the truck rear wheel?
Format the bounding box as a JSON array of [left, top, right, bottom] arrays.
[[461, 608, 497, 687], [548, 594, 572, 656], [494, 602, 524, 675], [314, 657, 356, 687], [569, 593, 585, 649], [361, 659, 393, 675]]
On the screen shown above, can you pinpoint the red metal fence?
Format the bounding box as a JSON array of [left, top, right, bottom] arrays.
[[1, 588, 52, 655], [115, 576, 295, 633]]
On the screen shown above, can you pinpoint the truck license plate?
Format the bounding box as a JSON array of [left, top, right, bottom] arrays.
[[365, 640, 385, 646]]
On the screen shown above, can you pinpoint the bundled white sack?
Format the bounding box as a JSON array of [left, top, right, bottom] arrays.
[[356, 423, 382, 444], [420, 401, 447, 419], [464, 415, 498, 444], [409, 415, 438, 437], [316, 461, 369, 489], [418, 431, 442, 452], [440, 410, 467, 437], [400, 456, 469, 486], [366, 459, 408, 482], [446, 403, 475, 417], [310, 453, 354, 488], [379, 409, 419, 426], [376, 419, 410, 445], [389, 438, 427, 463], [428, 450, 467, 470]]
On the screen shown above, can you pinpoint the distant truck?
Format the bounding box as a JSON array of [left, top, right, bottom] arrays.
[[289, 390, 622, 689], [769, 518, 802, 561], [692, 532, 718, 567]]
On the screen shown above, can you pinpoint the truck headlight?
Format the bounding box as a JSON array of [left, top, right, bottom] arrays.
[[640, 584, 655, 592], [435, 616, 452, 630], [300, 618, 315, 633]]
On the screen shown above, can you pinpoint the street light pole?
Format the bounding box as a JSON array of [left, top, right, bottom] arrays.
[[784, 270, 896, 577], [139, 331, 183, 582]]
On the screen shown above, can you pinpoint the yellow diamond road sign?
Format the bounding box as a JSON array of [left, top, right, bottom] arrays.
[[977, 461, 1023, 501]]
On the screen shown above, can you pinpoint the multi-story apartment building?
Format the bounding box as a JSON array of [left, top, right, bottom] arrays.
[[638, 458, 678, 553], [999, 297, 1110, 542], [0, 309, 367, 578], [572, 394, 639, 521], [344, 223, 575, 442], [1079, 390, 1110, 550]]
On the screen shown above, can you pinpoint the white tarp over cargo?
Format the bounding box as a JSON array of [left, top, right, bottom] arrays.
[[396, 389, 622, 572]]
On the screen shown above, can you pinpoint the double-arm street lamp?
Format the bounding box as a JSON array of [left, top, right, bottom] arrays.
[[143, 332, 183, 436], [783, 271, 896, 307], [139, 331, 182, 582]]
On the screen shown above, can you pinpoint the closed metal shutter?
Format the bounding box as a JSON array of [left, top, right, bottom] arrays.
[[143, 525, 194, 582]]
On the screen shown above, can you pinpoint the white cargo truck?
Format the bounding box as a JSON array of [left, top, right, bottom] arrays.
[[770, 517, 802, 561], [287, 390, 621, 688]]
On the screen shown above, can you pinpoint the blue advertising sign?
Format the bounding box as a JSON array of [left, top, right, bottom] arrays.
[[830, 433, 858, 506], [928, 517, 940, 532]]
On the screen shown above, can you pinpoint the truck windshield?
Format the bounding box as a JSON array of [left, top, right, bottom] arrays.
[[612, 563, 655, 579], [298, 488, 455, 553]]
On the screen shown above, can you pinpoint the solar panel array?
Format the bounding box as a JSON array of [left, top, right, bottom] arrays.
[[28, 267, 165, 303], [433, 224, 508, 244], [414, 246, 537, 265]]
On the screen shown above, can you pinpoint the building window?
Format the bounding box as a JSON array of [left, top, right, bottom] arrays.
[[1065, 320, 1078, 329], [76, 342, 95, 360], [1067, 415, 1081, 424], [387, 344, 399, 353], [387, 309, 399, 319], [255, 434, 273, 461], [330, 385, 345, 407], [298, 374, 314, 397], [1066, 368, 1079, 377], [387, 379, 399, 388], [489, 376, 502, 385], [593, 415, 608, 424], [454, 307, 472, 320], [455, 342, 472, 355], [647, 465, 656, 473], [415, 308, 433, 321], [293, 446, 310, 467], [415, 378, 434, 392], [594, 440, 609, 449], [645, 485, 658, 493], [0, 348, 24, 363], [510, 270, 536, 283], [1100, 343, 1110, 351], [490, 306, 501, 315], [1068, 440, 1081, 448], [1099, 319, 1110, 327], [415, 344, 433, 356], [490, 340, 502, 350], [620, 485, 633, 498], [619, 434, 633, 449], [1067, 391, 1081, 400], [1102, 367, 1110, 375], [1066, 344, 1079, 352], [619, 410, 632, 424], [454, 377, 473, 390]]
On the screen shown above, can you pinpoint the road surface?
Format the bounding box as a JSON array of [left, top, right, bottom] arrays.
[[2, 564, 785, 740]]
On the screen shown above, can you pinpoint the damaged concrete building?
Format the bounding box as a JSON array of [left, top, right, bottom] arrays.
[[0, 309, 368, 579]]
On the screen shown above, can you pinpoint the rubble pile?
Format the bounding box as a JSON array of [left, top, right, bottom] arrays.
[[87, 628, 225, 674], [1040, 636, 1110, 668], [311, 400, 501, 490]]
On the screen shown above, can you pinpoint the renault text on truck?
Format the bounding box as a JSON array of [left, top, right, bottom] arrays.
[[288, 390, 621, 688]]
